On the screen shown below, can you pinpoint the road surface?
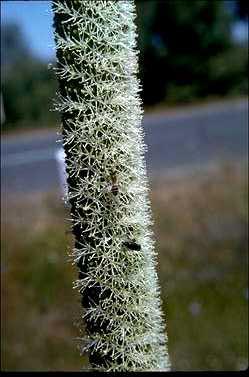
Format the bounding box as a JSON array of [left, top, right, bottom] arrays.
[[1, 99, 248, 194]]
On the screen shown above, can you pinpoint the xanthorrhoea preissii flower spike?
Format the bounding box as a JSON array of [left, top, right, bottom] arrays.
[[52, 0, 170, 371]]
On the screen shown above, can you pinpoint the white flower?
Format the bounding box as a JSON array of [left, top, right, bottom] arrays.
[[52, 0, 170, 371]]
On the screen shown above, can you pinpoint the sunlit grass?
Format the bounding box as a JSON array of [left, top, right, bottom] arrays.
[[1, 163, 248, 371], [153, 163, 248, 371], [1, 195, 87, 371]]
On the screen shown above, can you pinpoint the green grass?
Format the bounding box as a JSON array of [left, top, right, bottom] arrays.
[[1, 163, 248, 371]]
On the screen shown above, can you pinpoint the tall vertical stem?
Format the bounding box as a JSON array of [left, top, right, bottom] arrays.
[[52, 0, 170, 371]]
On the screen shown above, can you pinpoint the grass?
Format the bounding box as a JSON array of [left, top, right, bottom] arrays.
[[152, 163, 248, 370], [1, 194, 87, 371], [1, 163, 248, 371]]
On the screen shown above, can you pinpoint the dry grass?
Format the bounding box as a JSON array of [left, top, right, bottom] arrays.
[[1, 193, 88, 371], [1, 163, 248, 371], [152, 163, 248, 371]]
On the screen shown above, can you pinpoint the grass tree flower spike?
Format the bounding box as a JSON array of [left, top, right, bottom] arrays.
[[52, 0, 170, 371]]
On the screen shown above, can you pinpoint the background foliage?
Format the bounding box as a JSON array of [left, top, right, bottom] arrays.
[[1, 0, 248, 129]]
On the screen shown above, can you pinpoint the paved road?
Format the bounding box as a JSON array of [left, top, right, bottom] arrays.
[[1, 99, 248, 194]]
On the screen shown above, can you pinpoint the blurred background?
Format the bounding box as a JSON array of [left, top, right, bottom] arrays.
[[1, 0, 248, 371]]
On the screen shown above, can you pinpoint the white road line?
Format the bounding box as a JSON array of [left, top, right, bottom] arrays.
[[1, 148, 58, 167]]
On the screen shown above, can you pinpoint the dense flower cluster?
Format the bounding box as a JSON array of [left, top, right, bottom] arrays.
[[52, 0, 170, 371]]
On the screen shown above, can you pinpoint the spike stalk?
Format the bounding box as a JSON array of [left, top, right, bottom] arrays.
[[52, 0, 170, 371]]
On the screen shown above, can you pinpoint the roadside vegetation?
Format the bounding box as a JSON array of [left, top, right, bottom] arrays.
[[2, 163, 248, 371]]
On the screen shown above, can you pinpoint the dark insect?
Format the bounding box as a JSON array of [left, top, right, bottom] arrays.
[[123, 240, 141, 251], [110, 173, 118, 195]]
